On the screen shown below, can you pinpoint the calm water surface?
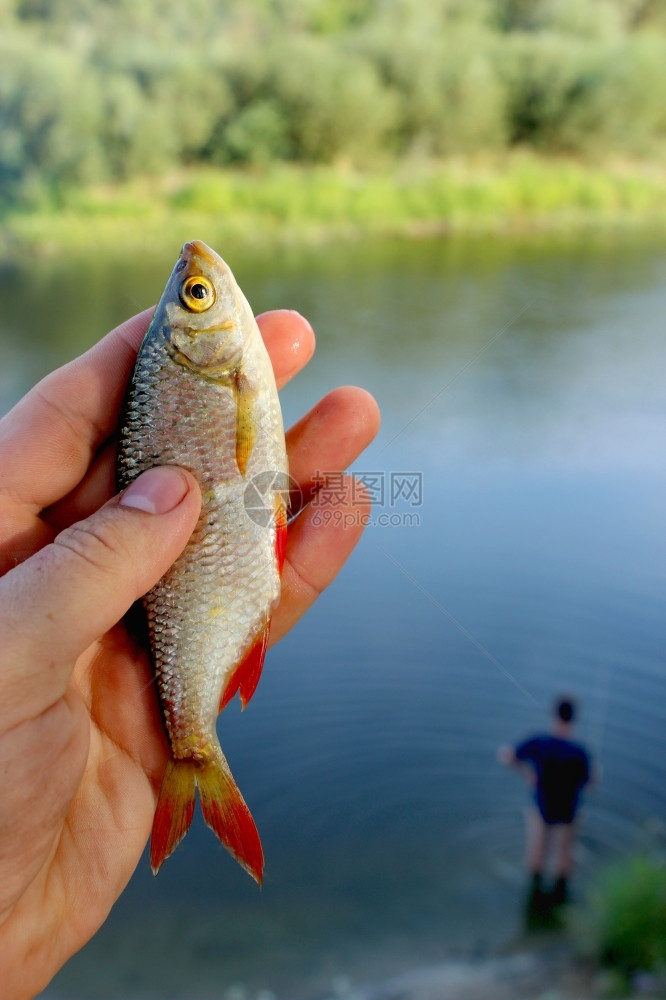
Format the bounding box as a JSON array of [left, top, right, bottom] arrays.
[[1, 232, 665, 999]]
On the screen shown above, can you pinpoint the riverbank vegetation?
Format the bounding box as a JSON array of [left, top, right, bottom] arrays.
[[2, 0, 666, 252], [4, 156, 666, 259], [570, 853, 666, 994]]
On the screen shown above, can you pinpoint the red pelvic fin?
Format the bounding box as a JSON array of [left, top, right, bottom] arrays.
[[197, 753, 264, 884], [150, 757, 196, 875], [275, 496, 287, 574], [217, 499, 285, 715], [219, 625, 270, 712]]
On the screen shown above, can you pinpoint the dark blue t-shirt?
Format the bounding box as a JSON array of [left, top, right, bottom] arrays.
[[515, 734, 591, 824]]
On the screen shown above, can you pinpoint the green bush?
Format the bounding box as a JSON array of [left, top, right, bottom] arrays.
[[0, 31, 104, 203], [2, 0, 666, 203], [556, 35, 666, 157], [267, 36, 397, 163], [359, 27, 507, 156], [570, 855, 666, 976], [222, 100, 290, 165]]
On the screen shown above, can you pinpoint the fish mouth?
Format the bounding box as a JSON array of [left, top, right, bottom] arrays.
[[180, 239, 219, 268]]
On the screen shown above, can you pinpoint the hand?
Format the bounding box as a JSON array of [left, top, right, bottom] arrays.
[[0, 308, 380, 999], [497, 745, 516, 767]]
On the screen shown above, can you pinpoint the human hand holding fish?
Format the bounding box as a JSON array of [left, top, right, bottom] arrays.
[[0, 246, 380, 1000]]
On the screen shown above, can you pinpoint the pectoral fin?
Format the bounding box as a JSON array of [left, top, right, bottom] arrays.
[[275, 494, 287, 574], [234, 371, 257, 476]]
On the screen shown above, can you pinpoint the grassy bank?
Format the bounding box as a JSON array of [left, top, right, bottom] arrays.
[[3, 155, 666, 260], [569, 853, 666, 994]]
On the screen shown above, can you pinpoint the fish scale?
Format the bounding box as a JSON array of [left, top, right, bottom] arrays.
[[117, 240, 287, 882]]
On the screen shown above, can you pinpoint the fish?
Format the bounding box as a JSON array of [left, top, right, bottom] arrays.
[[116, 240, 288, 883]]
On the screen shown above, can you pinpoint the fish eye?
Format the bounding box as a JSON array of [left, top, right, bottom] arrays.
[[180, 275, 216, 313]]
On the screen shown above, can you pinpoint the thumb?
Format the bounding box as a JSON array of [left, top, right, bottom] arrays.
[[0, 466, 201, 730]]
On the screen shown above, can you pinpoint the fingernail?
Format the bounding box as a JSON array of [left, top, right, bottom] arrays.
[[120, 467, 189, 514]]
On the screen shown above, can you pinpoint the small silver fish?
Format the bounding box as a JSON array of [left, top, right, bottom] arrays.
[[117, 240, 288, 882]]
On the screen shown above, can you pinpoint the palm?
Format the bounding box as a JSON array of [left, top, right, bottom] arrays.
[[0, 510, 170, 987], [0, 307, 379, 998]]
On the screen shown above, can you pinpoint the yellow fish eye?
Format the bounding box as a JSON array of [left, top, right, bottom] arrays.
[[180, 275, 216, 313]]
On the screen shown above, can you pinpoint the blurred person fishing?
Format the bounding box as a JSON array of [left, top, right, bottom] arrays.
[[498, 696, 594, 908]]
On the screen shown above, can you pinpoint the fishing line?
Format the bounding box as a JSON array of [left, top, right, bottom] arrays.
[[587, 653, 613, 773], [375, 542, 538, 706]]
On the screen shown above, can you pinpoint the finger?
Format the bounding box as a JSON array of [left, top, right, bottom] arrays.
[[39, 441, 118, 535], [0, 467, 202, 731], [0, 308, 315, 514], [270, 477, 372, 644], [44, 382, 377, 534], [285, 386, 381, 508], [0, 308, 153, 514], [256, 309, 315, 387]]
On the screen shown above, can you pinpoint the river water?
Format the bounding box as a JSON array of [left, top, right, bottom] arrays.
[[1, 231, 665, 999]]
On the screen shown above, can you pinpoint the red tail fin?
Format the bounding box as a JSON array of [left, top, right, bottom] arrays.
[[197, 752, 264, 884], [150, 757, 196, 874], [150, 750, 264, 884]]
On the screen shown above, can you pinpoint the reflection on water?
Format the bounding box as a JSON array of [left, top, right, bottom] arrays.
[[1, 233, 665, 998]]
